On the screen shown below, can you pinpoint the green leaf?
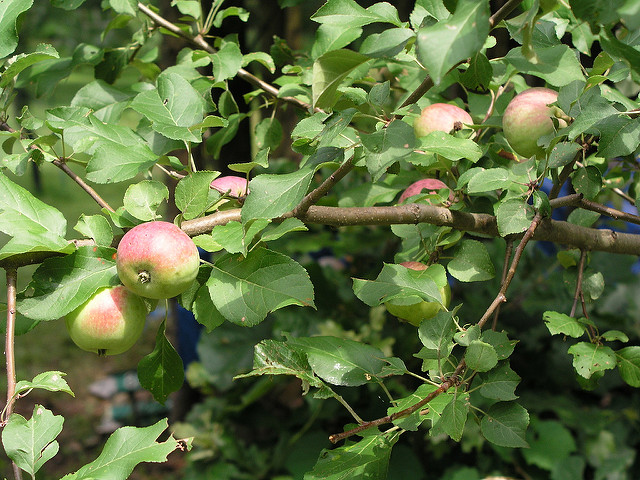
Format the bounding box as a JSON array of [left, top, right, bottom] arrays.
[[572, 166, 601, 200], [241, 167, 315, 221], [354, 262, 447, 307], [0, 0, 34, 58], [359, 28, 415, 58], [14, 371, 74, 398], [416, 0, 490, 85], [191, 283, 226, 332], [479, 361, 521, 401], [361, 120, 416, 180], [123, 180, 169, 221], [467, 168, 510, 194], [206, 247, 315, 326], [242, 51, 275, 73], [504, 45, 584, 87], [480, 402, 530, 448], [213, 6, 249, 27], [312, 49, 370, 109], [311, 23, 363, 59], [543, 311, 587, 338], [109, 0, 137, 15], [74, 214, 114, 246], [465, 340, 498, 372], [416, 131, 482, 163], [1, 405, 63, 477], [305, 432, 399, 480], [460, 52, 492, 91], [130, 71, 206, 142], [590, 114, 640, 159], [433, 394, 469, 441], [615, 346, 640, 387], [259, 217, 308, 242], [210, 219, 270, 255], [496, 197, 535, 236], [0, 44, 59, 87], [17, 246, 119, 321], [235, 339, 331, 396], [387, 384, 453, 431], [287, 336, 385, 386], [447, 239, 496, 282], [482, 330, 518, 360], [548, 142, 582, 168], [0, 171, 73, 260], [418, 311, 457, 358], [255, 117, 283, 150], [567, 342, 617, 379], [211, 39, 243, 82], [87, 141, 158, 183], [60, 419, 189, 480], [311, 0, 400, 28], [137, 320, 184, 404], [175, 171, 219, 220]]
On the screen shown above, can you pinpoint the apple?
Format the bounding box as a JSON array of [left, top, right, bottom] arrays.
[[398, 178, 453, 204], [210, 175, 249, 198], [65, 285, 147, 355], [502, 87, 567, 158], [116, 221, 200, 299], [414, 103, 473, 138], [385, 261, 451, 326]]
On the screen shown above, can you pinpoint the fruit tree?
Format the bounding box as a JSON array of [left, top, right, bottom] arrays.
[[1, 0, 640, 478]]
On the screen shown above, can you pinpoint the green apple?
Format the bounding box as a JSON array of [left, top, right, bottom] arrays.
[[116, 221, 200, 299], [385, 262, 451, 326], [65, 285, 147, 355], [414, 103, 472, 137], [502, 87, 567, 159]]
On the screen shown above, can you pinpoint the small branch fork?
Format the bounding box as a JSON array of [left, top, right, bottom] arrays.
[[329, 211, 545, 444]]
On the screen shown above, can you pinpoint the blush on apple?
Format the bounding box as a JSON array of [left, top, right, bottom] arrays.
[[398, 178, 453, 204], [65, 285, 147, 355], [384, 261, 451, 326], [502, 87, 567, 159], [210, 175, 249, 198], [414, 103, 473, 138], [116, 221, 200, 299]]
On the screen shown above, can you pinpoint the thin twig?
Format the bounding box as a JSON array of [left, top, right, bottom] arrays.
[[329, 362, 466, 444], [570, 250, 587, 318], [492, 238, 513, 330], [578, 197, 640, 226], [3, 267, 23, 480], [291, 157, 356, 218], [52, 159, 115, 213], [489, 0, 525, 28], [137, 2, 317, 112]]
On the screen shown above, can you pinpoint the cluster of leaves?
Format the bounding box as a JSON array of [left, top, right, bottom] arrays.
[[1, 0, 640, 478]]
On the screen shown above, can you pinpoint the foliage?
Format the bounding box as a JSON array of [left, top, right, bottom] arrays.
[[1, 0, 640, 478]]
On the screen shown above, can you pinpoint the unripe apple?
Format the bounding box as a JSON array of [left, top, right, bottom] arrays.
[[398, 178, 454, 204], [385, 262, 451, 326], [502, 87, 567, 158], [116, 221, 200, 299], [414, 103, 473, 137], [210, 175, 249, 198], [65, 285, 147, 355]]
